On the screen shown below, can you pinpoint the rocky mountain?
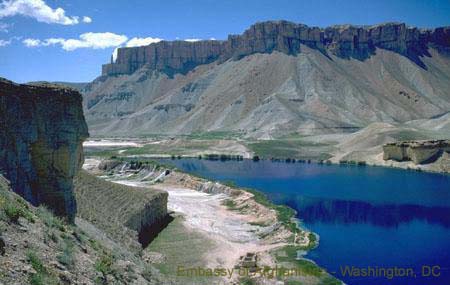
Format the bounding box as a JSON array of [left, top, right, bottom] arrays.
[[0, 78, 89, 221], [83, 21, 450, 137]]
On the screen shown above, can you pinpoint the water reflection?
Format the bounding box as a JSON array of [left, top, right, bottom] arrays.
[[281, 196, 450, 228], [160, 158, 450, 285]]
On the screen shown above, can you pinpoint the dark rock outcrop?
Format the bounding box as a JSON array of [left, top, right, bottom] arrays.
[[383, 140, 450, 164], [103, 21, 450, 76], [0, 78, 89, 222]]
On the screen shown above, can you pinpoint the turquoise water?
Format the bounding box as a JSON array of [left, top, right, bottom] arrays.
[[160, 158, 450, 285]]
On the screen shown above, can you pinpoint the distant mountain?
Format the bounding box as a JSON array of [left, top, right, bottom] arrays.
[[52, 82, 89, 92], [27, 81, 89, 92], [82, 21, 450, 138]]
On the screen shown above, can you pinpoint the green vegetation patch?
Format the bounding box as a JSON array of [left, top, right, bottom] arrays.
[[146, 215, 216, 284], [123, 140, 213, 156], [271, 245, 341, 284], [222, 199, 238, 210], [184, 130, 244, 140], [57, 236, 75, 269], [27, 250, 58, 285], [95, 253, 116, 278], [243, 188, 297, 231], [36, 206, 66, 231], [390, 130, 429, 141], [247, 139, 332, 160], [0, 192, 35, 224]]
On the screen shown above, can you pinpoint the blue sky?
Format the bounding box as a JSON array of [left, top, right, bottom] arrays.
[[0, 0, 449, 83]]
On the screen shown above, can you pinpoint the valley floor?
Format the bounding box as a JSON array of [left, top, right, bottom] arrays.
[[84, 116, 450, 175]]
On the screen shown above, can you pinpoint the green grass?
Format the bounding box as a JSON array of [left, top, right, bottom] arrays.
[[57, 237, 75, 269], [95, 253, 116, 277], [319, 276, 343, 285], [275, 246, 323, 277], [84, 148, 122, 158], [36, 206, 66, 232], [146, 215, 216, 284], [222, 199, 238, 210], [122, 140, 213, 156], [183, 131, 244, 140], [4, 204, 25, 223], [142, 265, 155, 282], [27, 250, 58, 285], [3, 199, 35, 224], [244, 188, 297, 231], [239, 277, 256, 285], [247, 139, 332, 160], [390, 130, 429, 141], [272, 245, 341, 284]]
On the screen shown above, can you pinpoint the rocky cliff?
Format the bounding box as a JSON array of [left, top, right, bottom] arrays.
[[103, 21, 450, 76], [383, 140, 450, 164], [0, 78, 89, 222]]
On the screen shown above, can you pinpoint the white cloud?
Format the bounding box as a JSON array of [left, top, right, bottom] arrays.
[[23, 32, 128, 51], [0, 38, 10, 46], [0, 0, 91, 25], [82, 16, 91, 23], [184, 38, 201, 42], [23, 38, 40, 46], [125, 37, 162, 47], [0, 22, 9, 32]]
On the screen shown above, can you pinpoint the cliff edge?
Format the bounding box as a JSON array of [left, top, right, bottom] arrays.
[[103, 21, 450, 76], [383, 140, 450, 165], [0, 78, 89, 222]]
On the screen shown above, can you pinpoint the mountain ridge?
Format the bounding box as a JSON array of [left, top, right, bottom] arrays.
[[102, 20, 450, 77], [83, 20, 450, 138]]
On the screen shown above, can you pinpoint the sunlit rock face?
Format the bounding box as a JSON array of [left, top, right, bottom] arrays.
[[0, 78, 89, 222], [102, 21, 450, 76], [383, 140, 450, 164]]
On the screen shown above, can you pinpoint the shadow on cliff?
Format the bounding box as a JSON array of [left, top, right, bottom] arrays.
[[138, 214, 175, 248], [318, 43, 432, 70]]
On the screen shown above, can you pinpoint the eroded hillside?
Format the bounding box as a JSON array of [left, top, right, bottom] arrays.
[[82, 21, 450, 138]]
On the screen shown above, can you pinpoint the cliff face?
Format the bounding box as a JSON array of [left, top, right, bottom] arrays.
[[0, 78, 89, 222], [103, 40, 225, 76], [383, 140, 450, 164], [103, 21, 450, 76]]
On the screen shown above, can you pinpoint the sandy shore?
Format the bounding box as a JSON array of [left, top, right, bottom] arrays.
[[83, 139, 144, 147]]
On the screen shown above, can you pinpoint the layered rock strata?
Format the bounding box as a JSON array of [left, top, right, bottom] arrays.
[[383, 140, 450, 164], [103, 21, 450, 76], [0, 78, 89, 221]]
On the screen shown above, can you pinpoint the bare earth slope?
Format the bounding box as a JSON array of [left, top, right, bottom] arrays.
[[82, 21, 450, 138]]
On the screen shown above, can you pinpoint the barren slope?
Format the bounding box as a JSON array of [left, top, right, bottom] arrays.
[[84, 46, 450, 138]]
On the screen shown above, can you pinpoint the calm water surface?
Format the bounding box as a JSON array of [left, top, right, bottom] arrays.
[[159, 158, 450, 285]]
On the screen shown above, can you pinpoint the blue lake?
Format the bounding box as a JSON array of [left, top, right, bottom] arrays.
[[159, 158, 450, 285]]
